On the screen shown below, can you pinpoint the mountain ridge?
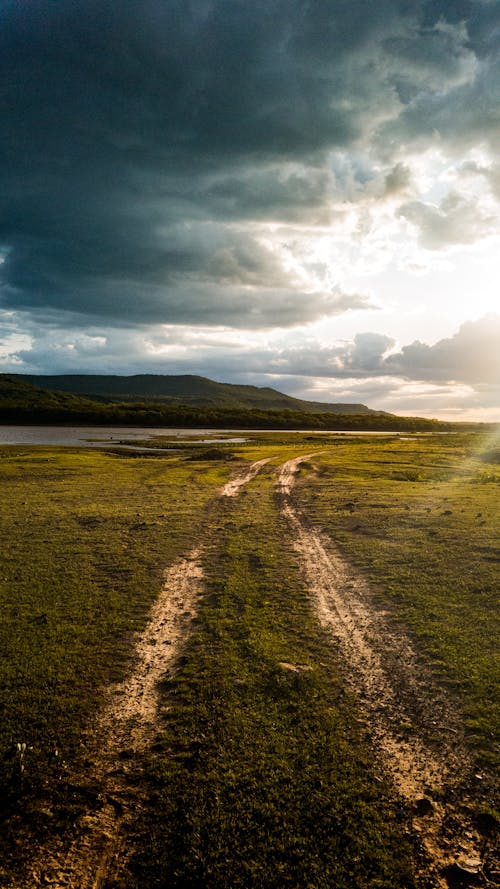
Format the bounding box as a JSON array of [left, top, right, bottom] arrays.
[[12, 373, 377, 415], [0, 373, 490, 431]]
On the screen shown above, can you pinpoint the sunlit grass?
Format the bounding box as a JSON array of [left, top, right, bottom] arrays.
[[0, 448, 225, 820], [128, 476, 417, 888], [1, 434, 497, 886], [293, 433, 499, 766]]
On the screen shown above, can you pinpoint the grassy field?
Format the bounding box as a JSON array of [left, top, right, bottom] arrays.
[[128, 472, 416, 888], [0, 447, 225, 871], [293, 433, 499, 766], [0, 433, 498, 886]]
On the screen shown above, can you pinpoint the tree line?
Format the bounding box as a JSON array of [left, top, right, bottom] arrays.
[[0, 395, 490, 432]]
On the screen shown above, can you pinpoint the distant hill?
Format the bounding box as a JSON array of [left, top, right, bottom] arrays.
[[15, 373, 375, 415], [0, 373, 487, 432], [0, 375, 103, 413]]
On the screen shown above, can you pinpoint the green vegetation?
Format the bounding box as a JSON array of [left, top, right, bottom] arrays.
[[0, 373, 493, 431], [0, 374, 105, 416], [0, 432, 498, 886], [14, 372, 374, 415], [128, 473, 416, 888], [294, 433, 500, 765]]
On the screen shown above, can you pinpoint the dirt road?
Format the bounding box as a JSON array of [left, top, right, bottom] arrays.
[[277, 456, 487, 887], [18, 459, 271, 889], [221, 457, 271, 497], [12, 454, 493, 888]]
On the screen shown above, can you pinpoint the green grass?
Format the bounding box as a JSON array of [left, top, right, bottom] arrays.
[[1, 433, 498, 886], [128, 475, 416, 888], [293, 433, 500, 766], [0, 447, 227, 822]]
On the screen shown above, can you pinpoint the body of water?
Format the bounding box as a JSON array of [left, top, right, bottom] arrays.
[[0, 426, 424, 447], [0, 425, 250, 447]]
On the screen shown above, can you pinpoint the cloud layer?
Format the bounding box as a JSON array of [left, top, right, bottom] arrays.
[[1, 1, 499, 418]]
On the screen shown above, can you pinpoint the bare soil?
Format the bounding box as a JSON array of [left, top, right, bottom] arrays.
[[221, 457, 271, 497], [277, 456, 497, 888]]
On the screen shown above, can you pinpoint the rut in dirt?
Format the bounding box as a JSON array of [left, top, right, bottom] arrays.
[[277, 456, 489, 887], [221, 457, 271, 497], [22, 548, 205, 889], [18, 459, 270, 889]]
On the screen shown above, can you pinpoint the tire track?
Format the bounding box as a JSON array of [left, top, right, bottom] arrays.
[[17, 460, 270, 889], [221, 457, 271, 497], [24, 549, 205, 889], [277, 456, 486, 887]]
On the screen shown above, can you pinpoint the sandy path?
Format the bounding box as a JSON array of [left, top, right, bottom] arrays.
[[19, 460, 269, 889], [221, 457, 271, 497], [23, 548, 205, 889], [99, 550, 204, 752], [277, 456, 486, 886]]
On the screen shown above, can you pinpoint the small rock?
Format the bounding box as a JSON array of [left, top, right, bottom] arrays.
[[443, 859, 482, 887], [457, 859, 482, 874]]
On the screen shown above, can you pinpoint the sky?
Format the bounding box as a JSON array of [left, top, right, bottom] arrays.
[[1, 0, 499, 420]]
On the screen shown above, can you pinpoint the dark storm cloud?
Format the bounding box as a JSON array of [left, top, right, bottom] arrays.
[[0, 0, 496, 326], [1, 212, 372, 327], [198, 167, 337, 223]]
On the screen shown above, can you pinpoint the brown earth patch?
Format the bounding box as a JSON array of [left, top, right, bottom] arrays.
[[221, 457, 271, 497], [278, 661, 314, 674]]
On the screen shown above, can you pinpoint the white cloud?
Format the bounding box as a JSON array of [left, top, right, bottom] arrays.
[[4, 313, 499, 420], [398, 191, 498, 250]]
